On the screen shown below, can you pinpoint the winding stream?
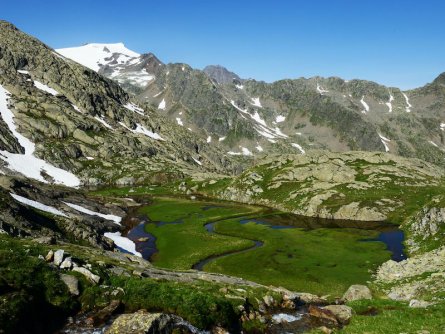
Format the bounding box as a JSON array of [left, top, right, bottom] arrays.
[[121, 200, 406, 270], [191, 214, 407, 270], [193, 219, 264, 270]]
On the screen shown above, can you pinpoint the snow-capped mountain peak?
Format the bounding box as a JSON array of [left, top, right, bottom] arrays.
[[57, 42, 140, 71], [57, 43, 158, 88]]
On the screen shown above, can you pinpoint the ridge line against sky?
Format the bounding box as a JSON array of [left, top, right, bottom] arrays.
[[2, 0, 445, 89]]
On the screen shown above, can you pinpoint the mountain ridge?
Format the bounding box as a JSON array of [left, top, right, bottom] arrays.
[[56, 40, 445, 168]]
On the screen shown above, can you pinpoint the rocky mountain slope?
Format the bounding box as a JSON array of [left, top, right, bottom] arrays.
[[0, 21, 239, 188], [186, 151, 445, 222], [58, 42, 445, 167]]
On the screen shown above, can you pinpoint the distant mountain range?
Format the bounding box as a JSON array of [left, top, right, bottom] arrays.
[[57, 42, 445, 166]]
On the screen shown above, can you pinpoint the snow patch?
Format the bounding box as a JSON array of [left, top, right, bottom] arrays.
[[57, 43, 140, 72], [176, 117, 183, 126], [291, 143, 305, 154], [276, 115, 286, 123], [230, 100, 248, 113], [228, 147, 252, 156], [11, 193, 67, 217], [104, 232, 142, 257], [192, 157, 202, 166], [0, 85, 80, 187], [134, 124, 163, 140], [402, 93, 412, 113], [251, 110, 267, 127], [250, 97, 262, 108], [124, 103, 144, 115], [230, 100, 287, 140], [206, 136, 212, 143], [235, 84, 244, 89], [118, 122, 132, 131], [94, 116, 113, 129], [33, 80, 59, 96], [72, 104, 82, 113], [63, 202, 122, 225], [316, 84, 329, 95], [158, 99, 166, 110], [219, 136, 226, 142], [256, 145, 263, 152], [429, 141, 439, 148], [385, 93, 394, 113], [360, 96, 369, 114], [378, 133, 391, 152], [440, 123, 445, 131], [112, 70, 154, 87], [241, 147, 253, 156]]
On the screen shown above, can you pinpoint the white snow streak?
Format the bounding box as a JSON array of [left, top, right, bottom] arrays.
[[386, 93, 394, 113], [378, 133, 391, 152], [360, 96, 369, 114], [235, 84, 244, 89], [251, 111, 267, 127], [206, 136, 212, 143], [256, 145, 263, 152], [316, 84, 329, 95], [219, 136, 226, 142], [33, 80, 59, 96], [104, 232, 142, 257], [0, 85, 80, 187], [402, 93, 412, 113], [230, 100, 287, 140], [176, 117, 183, 126], [11, 193, 67, 217], [134, 124, 163, 140], [94, 116, 113, 129], [192, 157, 202, 166], [291, 143, 305, 154], [124, 103, 144, 115], [63, 202, 122, 225], [230, 100, 248, 113], [228, 147, 253, 156], [72, 104, 82, 113], [429, 141, 439, 148]]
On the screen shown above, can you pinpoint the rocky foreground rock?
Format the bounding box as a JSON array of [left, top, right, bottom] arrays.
[[105, 311, 177, 334]]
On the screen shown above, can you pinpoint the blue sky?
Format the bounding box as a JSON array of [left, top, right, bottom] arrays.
[[2, 0, 444, 89]]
